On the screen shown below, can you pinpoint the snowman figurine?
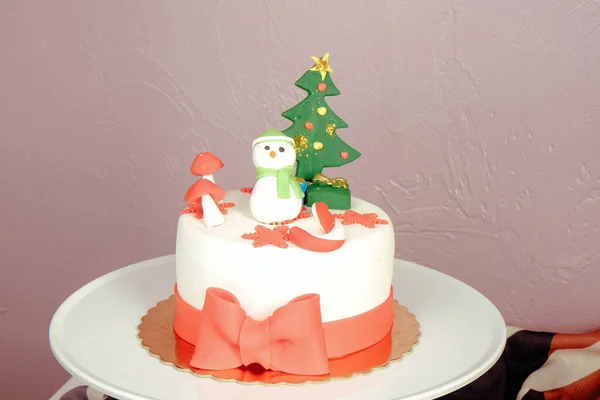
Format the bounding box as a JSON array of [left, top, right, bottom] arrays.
[[250, 129, 304, 224]]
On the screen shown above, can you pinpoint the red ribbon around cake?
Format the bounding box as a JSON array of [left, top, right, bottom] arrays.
[[189, 288, 329, 375], [174, 285, 394, 376]]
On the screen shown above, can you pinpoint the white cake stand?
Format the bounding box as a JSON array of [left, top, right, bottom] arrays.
[[49, 255, 506, 400]]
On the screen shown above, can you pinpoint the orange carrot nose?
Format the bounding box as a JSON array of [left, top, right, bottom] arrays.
[[269, 151, 276, 158]]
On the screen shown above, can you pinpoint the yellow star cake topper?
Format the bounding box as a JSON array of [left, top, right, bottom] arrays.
[[309, 52, 333, 80]]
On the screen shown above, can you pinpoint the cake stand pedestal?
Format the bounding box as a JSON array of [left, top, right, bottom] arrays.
[[49, 255, 506, 400]]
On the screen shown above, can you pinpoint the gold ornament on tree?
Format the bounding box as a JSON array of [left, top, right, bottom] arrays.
[[325, 123, 337, 138], [294, 134, 308, 152]]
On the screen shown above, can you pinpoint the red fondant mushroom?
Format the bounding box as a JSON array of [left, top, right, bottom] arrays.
[[190, 152, 224, 183], [190, 151, 225, 204], [184, 179, 226, 227]]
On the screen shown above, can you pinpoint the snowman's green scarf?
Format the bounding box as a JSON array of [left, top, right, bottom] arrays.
[[255, 166, 305, 199]]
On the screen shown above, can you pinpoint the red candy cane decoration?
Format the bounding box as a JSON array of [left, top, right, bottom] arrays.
[[288, 202, 346, 252]]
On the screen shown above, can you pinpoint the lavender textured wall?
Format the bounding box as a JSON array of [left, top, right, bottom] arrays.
[[2, 1, 600, 398]]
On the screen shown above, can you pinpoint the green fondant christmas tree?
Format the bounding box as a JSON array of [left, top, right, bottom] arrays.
[[281, 53, 360, 210]]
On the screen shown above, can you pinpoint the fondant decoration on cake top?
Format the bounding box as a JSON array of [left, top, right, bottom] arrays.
[[190, 152, 224, 183], [297, 177, 309, 201], [241, 225, 290, 248], [189, 287, 329, 375], [184, 180, 226, 227], [180, 200, 205, 218], [309, 52, 334, 80], [288, 202, 346, 252], [308, 173, 351, 210], [312, 202, 336, 233], [334, 210, 389, 229], [281, 53, 360, 210], [217, 202, 235, 214], [249, 129, 304, 224], [180, 201, 235, 219], [269, 205, 310, 226], [242, 179, 307, 200], [242, 202, 345, 252], [312, 173, 348, 189], [182, 152, 227, 227]]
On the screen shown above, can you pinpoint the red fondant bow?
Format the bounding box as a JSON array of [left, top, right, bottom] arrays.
[[190, 288, 330, 376]]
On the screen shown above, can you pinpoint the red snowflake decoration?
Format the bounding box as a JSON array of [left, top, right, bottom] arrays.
[[218, 202, 236, 214], [180, 202, 202, 218], [180, 202, 235, 220], [240, 187, 253, 194], [334, 210, 389, 229], [241, 225, 290, 248]]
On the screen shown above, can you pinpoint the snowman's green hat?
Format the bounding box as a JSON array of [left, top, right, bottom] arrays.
[[252, 129, 294, 148]]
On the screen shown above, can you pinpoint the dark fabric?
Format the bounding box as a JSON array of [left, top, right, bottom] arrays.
[[521, 390, 546, 400], [502, 330, 555, 399], [59, 386, 90, 400], [439, 330, 554, 400]]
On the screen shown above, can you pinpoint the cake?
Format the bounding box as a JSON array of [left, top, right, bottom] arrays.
[[172, 53, 397, 377]]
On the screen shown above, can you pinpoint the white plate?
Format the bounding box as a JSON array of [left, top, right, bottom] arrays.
[[49, 255, 506, 400]]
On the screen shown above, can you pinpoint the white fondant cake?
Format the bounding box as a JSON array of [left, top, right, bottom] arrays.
[[175, 190, 395, 323], [170, 54, 401, 376]]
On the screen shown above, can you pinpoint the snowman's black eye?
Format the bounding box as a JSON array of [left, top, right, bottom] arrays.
[[279, 147, 285, 152], [264, 145, 270, 150]]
